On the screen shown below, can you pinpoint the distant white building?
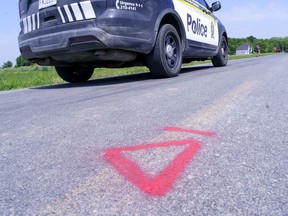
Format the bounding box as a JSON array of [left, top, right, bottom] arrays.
[[236, 43, 252, 55]]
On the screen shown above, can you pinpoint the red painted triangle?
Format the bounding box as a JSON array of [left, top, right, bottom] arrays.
[[103, 139, 200, 197]]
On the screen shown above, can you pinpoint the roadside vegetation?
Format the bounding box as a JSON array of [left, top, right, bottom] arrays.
[[0, 66, 62, 91], [0, 66, 148, 91], [0, 53, 276, 91], [228, 36, 288, 54]]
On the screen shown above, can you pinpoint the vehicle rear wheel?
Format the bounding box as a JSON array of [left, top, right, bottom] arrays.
[[212, 36, 228, 67], [147, 24, 182, 78], [55, 66, 94, 83]]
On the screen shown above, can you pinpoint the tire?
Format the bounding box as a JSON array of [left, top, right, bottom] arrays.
[[212, 36, 228, 67], [147, 24, 182, 78], [55, 66, 94, 83]]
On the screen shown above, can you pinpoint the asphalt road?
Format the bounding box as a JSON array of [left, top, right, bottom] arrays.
[[1, 54, 288, 215]]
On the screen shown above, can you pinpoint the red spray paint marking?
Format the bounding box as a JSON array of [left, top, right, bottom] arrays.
[[103, 139, 200, 197], [103, 127, 216, 196], [163, 126, 216, 137]]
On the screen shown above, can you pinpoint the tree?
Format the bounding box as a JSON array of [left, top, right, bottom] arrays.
[[2, 61, 13, 69], [247, 36, 257, 46], [16, 55, 33, 67], [228, 36, 288, 54]]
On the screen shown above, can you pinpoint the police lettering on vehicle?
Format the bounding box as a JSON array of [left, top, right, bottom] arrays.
[[172, 0, 219, 46], [187, 14, 208, 37]]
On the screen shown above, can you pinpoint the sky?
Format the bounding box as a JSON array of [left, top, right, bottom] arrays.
[[1, 0, 288, 66]]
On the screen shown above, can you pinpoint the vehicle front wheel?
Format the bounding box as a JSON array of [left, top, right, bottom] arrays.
[[55, 66, 94, 83], [212, 36, 228, 67], [147, 24, 182, 78]]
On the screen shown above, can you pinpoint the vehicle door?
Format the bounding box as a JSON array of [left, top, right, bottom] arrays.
[[173, 0, 219, 57]]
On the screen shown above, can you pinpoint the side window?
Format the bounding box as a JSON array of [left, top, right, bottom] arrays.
[[195, 0, 208, 9]]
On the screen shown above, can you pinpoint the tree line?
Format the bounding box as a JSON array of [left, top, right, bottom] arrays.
[[1, 55, 33, 69], [1, 36, 288, 69], [228, 36, 288, 55]]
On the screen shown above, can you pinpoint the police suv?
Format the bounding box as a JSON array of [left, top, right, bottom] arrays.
[[18, 0, 228, 83]]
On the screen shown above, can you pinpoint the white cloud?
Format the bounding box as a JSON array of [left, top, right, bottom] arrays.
[[221, 2, 288, 22], [216, 1, 288, 38]]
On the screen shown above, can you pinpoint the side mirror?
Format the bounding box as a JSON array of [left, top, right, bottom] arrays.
[[211, 1, 221, 12]]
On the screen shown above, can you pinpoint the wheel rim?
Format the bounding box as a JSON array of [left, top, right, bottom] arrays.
[[165, 33, 179, 69]]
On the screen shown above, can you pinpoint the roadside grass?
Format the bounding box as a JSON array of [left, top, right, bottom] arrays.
[[0, 66, 155, 91], [0, 53, 275, 91], [0, 66, 63, 91], [229, 53, 273, 60]]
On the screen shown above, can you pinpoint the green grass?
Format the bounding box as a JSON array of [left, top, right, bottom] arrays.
[[0, 66, 63, 91], [0, 53, 276, 91], [0, 66, 152, 91], [228, 53, 274, 60]]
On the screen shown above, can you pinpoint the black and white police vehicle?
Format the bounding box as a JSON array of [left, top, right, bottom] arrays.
[[18, 0, 228, 83]]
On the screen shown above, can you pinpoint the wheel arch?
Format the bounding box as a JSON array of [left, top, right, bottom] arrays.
[[222, 31, 228, 45], [214, 30, 228, 54], [153, 9, 186, 53]]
